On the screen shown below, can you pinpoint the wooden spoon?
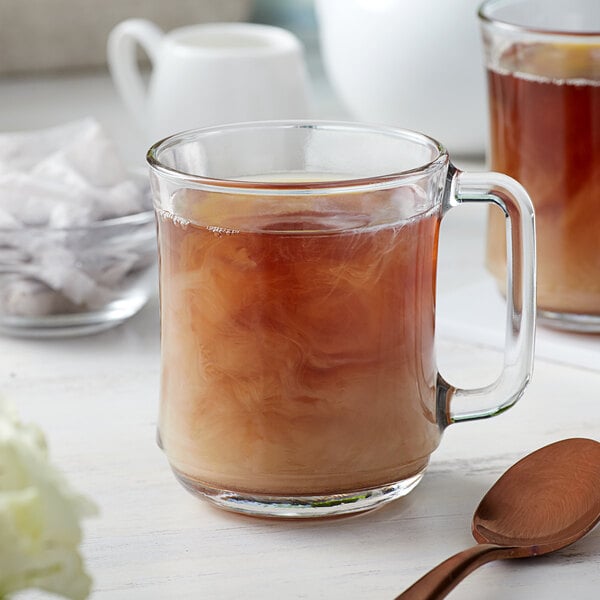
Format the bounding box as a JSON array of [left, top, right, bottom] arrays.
[[395, 438, 600, 599]]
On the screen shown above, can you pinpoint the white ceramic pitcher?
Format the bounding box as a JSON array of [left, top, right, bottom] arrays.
[[107, 19, 310, 142]]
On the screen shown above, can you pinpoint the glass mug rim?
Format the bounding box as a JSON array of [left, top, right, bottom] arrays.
[[479, 0, 600, 38], [146, 120, 449, 195]]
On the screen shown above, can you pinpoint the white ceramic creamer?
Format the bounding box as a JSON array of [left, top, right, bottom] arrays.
[[315, 0, 486, 155], [108, 20, 310, 142]]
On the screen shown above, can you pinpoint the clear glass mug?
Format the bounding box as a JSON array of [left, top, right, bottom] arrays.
[[147, 121, 536, 518], [480, 0, 600, 331]]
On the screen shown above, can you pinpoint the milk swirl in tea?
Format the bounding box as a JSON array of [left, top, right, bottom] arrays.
[[156, 184, 441, 495]]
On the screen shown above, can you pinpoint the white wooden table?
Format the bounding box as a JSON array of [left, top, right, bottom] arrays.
[[2, 69, 599, 600]]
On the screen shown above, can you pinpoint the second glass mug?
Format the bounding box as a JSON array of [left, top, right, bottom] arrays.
[[148, 121, 535, 518], [480, 0, 600, 331]]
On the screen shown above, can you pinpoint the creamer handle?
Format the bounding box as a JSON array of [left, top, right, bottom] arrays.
[[107, 19, 164, 131]]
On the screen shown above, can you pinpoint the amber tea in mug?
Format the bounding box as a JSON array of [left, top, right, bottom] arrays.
[[157, 191, 439, 495], [148, 121, 536, 518], [480, 0, 600, 331]]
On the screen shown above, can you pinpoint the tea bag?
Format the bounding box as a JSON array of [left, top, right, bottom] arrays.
[[0, 119, 153, 317]]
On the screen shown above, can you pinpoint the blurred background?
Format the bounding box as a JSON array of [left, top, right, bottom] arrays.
[[0, 0, 336, 165], [0, 0, 318, 75], [0, 0, 487, 166]]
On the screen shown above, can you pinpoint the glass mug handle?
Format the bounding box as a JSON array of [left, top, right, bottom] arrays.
[[438, 167, 536, 425]]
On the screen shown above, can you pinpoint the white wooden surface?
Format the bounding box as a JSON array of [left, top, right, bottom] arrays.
[[1, 70, 599, 600]]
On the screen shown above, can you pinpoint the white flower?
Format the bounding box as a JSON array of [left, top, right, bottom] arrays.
[[0, 400, 97, 599]]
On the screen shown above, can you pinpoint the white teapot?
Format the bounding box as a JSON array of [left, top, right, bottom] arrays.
[[108, 19, 310, 142], [315, 0, 486, 155]]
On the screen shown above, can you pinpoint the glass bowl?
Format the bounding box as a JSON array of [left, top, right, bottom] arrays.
[[0, 207, 157, 338]]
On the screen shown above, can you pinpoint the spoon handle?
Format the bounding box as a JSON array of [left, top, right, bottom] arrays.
[[394, 543, 518, 600]]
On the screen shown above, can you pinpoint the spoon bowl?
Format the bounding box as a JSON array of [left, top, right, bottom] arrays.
[[396, 438, 600, 599], [473, 437, 600, 551]]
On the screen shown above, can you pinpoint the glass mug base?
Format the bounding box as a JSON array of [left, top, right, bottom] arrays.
[[537, 309, 600, 334], [487, 273, 600, 334], [171, 467, 427, 518]]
